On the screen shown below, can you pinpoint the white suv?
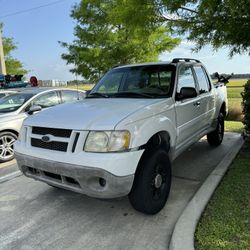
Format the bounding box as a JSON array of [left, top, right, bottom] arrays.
[[15, 59, 227, 214]]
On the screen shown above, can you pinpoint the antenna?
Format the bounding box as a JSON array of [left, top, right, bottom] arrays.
[[75, 73, 79, 100]]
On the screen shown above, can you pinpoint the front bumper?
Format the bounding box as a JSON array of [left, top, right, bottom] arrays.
[[15, 152, 135, 199]]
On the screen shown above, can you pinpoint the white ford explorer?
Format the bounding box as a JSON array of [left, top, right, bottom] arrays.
[[15, 58, 228, 214]]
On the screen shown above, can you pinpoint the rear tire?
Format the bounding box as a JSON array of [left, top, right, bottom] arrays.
[[207, 113, 224, 146], [129, 148, 171, 215]]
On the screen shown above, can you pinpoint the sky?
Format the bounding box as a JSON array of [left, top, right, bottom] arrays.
[[1, 0, 250, 81]]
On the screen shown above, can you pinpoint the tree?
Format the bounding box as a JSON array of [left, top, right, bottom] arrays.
[[61, 0, 180, 82], [161, 0, 250, 56], [0, 24, 28, 75], [242, 80, 250, 134]]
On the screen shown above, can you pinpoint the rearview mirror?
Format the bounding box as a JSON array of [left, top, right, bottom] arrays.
[[28, 105, 42, 115], [177, 87, 197, 100]]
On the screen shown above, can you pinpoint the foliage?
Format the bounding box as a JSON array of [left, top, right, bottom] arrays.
[[242, 80, 250, 133], [0, 24, 28, 75], [61, 0, 180, 82], [162, 0, 250, 56]]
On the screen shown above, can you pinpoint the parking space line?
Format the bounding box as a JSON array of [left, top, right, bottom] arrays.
[[0, 170, 22, 184]]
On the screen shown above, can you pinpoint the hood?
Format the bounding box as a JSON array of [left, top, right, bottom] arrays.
[[24, 98, 162, 130]]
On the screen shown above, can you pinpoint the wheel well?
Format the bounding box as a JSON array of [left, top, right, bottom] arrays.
[[144, 131, 171, 153], [132, 131, 171, 184], [220, 102, 227, 117], [0, 129, 19, 137]]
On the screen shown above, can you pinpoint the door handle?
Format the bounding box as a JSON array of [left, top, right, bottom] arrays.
[[193, 101, 201, 107]]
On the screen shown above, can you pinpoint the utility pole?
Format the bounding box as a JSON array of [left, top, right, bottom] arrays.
[[0, 30, 6, 75]]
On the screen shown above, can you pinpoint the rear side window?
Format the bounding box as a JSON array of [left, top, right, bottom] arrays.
[[61, 90, 84, 103], [177, 66, 196, 93], [193, 66, 210, 94], [33, 91, 60, 108]]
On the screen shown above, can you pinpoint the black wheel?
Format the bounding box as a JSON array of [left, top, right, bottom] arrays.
[[0, 131, 17, 163], [129, 148, 171, 215], [207, 113, 224, 146]]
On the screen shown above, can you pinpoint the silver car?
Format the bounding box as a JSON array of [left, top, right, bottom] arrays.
[[0, 88, 85, 162]]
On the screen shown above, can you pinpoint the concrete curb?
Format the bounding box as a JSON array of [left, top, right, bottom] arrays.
[[169, 136, 244, 250], [0, 170, 22, 184]]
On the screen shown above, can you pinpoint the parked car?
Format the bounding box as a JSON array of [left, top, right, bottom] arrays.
[[15, 58, 227, 214], [0, 88, 85, 162]]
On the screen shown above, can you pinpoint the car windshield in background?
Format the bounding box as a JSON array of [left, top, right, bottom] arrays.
[[0, 93, 33, 113], [88, 65, 174, 98]]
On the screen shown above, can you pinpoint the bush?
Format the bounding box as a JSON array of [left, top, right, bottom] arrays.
[[242, 80, 250, 133]]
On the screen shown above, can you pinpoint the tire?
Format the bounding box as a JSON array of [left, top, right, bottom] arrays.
[[0, 131, 17, 163], [207, 113, 224, 146], [129, 148, 171, 215]]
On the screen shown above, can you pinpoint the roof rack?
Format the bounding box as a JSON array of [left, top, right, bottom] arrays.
[[172, 58, 201, 63]]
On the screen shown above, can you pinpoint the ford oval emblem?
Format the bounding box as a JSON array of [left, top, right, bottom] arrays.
[[41, 135, 51, 143]]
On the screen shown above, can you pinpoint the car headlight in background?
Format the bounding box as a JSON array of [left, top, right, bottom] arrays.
[[84, 130, 130, 152]]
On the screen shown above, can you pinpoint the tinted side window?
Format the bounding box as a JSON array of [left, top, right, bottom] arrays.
[[33, 91, 59, 108], [194, 66, 209, 94], [177, 66, 196, 93], [62, 90, 83, 103]]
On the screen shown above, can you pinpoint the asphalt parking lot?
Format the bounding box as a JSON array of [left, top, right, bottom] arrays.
[[0, 133, 242, 250]]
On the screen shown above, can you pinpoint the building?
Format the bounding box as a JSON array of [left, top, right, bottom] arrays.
[[39, 79, 67, 87]]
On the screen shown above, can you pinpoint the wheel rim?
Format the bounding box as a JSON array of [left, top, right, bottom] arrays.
[[0, 135, 16, 160], [151, 164, 167, 201]]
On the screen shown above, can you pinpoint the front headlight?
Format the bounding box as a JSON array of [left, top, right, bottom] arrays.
[[84, 130, 130, 152]]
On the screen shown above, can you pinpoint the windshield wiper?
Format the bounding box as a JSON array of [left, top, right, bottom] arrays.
[[86, 92, 109, 98], [112, 92, 154, 98]]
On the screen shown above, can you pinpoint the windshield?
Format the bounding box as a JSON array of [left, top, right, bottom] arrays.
[[0, 93, 33, 113], [89, 65, 175, 98]]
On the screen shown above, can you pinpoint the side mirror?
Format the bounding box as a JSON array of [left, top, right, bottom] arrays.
[[177, 87, 197, 100], [28, 105, 42, 115]]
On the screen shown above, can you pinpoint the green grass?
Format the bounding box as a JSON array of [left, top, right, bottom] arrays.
[[195, 141, 250, 250], [228, 98, 242, 107], [227, 87, 243, 99], [64, 84, 94, 91], [227, 79, 247, 87], [227, 98, 243, 121], [226, 79, 247, 121], [225, 121, 244, 133]]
